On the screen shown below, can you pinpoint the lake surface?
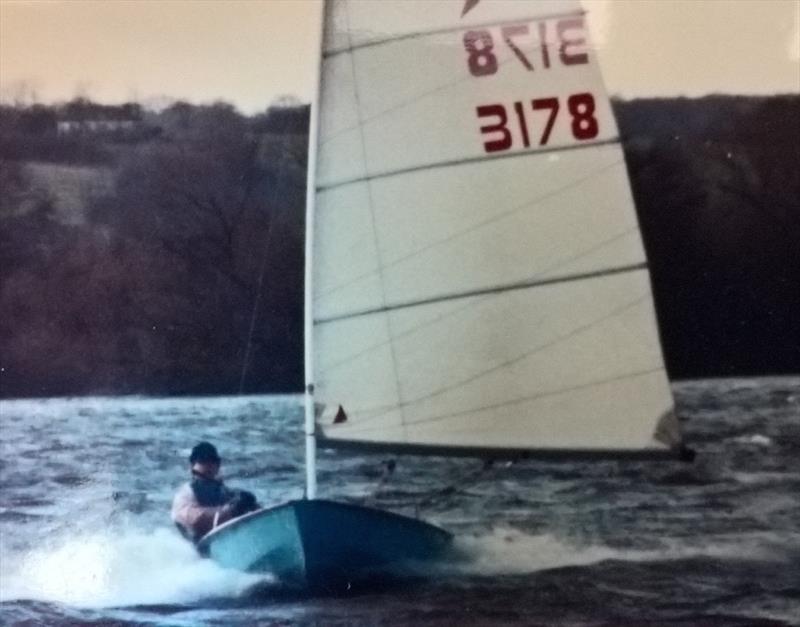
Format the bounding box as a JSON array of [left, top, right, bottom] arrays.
[[1, 378, 799, 626]]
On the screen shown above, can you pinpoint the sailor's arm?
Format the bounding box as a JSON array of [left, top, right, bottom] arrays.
[[171, 484, 233, 538]]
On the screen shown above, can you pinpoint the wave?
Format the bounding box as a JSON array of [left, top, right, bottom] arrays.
[[444, 527, 800, 576], [732, 434, 774, 447], [0, 528, 269, 608], [2, 522, 798, 610]]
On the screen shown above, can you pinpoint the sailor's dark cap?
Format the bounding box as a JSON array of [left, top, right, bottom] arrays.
[[189, 441, 220, 464]]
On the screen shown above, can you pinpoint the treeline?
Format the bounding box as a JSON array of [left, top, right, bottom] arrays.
[[0, 95, 798, 398], [1, 100, 309, 397], [616, 95, 799, 378], [0, 98, 309, 165]]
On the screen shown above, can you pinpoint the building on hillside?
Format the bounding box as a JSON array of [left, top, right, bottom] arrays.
[[56, 101, 143, 135]]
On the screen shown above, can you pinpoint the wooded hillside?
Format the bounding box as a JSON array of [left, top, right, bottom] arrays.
[[0, 96, 797, 398]]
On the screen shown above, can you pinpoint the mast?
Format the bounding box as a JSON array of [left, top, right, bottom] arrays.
[[303, 0, 326, 500]]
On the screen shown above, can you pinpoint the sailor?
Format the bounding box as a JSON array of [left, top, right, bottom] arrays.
[[171, 441, 259, 543]]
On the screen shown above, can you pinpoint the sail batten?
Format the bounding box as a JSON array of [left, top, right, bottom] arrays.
[[310, 0, 684, 457], [315, 262, 648, 325], [316, 137, 621, 192]]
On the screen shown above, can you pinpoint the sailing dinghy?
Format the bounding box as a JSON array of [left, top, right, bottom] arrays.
[[199, 0, 690, 591]]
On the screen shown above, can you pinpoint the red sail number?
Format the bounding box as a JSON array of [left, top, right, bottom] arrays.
[[476, 104, 512, 152], [464, 30, 498, 76], [567, 93, 598, 139], [464, 17, 589, 77], [476, 93, 599, 153]]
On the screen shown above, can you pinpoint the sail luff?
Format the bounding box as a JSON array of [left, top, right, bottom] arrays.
[[315, 136, 621, 192], [339, 0, 411, 442]]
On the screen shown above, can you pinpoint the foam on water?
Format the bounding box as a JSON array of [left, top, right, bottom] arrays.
[[2, 379, 799, 623], [0, 528, 269, 608], [447, 527, 798, 576], [451, 528, 648, 575], [733, 434, 774, 446], [3, 524, 794, 609]]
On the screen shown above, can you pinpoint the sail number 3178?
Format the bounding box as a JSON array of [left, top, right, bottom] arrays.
[[463, 18, 588, 76], [477, 93, 598, 153]]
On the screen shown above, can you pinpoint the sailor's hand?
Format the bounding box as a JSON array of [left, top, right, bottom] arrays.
[[227, 490, 257, 516], [219, 502, 237, 520], [226, 494, 244, 516], [238, 490, 257, 510]]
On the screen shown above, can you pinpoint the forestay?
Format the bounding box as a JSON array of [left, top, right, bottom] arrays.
[[309, 0, 683, 457]]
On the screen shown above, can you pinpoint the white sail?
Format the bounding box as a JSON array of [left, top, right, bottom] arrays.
[[309, 0, 683, 457]]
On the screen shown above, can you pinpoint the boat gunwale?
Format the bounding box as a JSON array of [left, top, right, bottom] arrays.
[[197, 499, 300, 547], [197, 498, 453, 548]]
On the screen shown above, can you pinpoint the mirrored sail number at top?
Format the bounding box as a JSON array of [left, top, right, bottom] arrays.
[[463, 16, 588, 77]]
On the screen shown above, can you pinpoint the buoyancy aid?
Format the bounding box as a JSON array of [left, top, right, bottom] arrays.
[[190, 473, 233, 507]]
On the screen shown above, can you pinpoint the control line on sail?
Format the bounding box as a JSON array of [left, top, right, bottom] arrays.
[[323, 9, 584, 58], [320, 226, 638, 376], [328, 367, 665, 436], [319, 292, 653, 428], [343, 0, 410, 440], [315, 159, 626, 303], [314, 262, 648, 325], [321, 43, 540, 148], [316, 138, 621, 193], [321, 15, 591, 149]]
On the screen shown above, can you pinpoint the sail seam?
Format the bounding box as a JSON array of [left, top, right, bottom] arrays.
[[315, 159, 626, 303], [318, 293, 654, 425], [315, 262, 647, 324], [324, 367, 665, 435], [323, 9, 585, 57], [320, 226, 637, 375], [316, 138, 621, 192], [320, 15, 590, 151]]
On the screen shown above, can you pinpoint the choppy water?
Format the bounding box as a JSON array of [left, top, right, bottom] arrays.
[[1, 378, 798, 626]]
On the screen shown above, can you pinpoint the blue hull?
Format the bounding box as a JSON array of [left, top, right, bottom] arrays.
[[196, 499, 452, 590]]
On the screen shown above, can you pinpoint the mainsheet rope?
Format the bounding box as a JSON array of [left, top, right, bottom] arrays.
[[362, 458, 516, 516]]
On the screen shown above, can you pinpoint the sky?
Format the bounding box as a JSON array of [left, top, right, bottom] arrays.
[[1, 0, 798, 113]]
